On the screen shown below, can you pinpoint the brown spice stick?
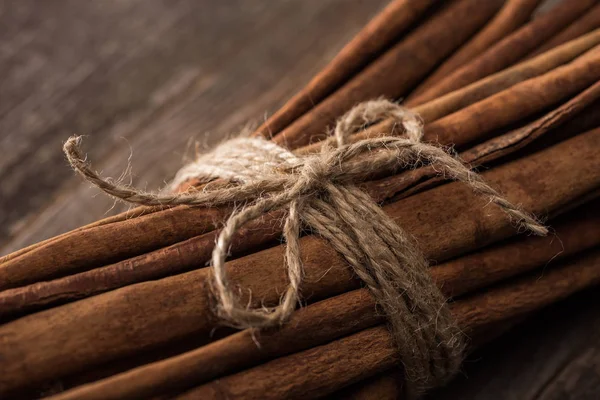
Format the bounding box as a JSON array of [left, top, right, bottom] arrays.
[[385, 82, 600, 202], [251, 0, 439, 139], [45, 204, 600, 400], [418, 48, 600, 150], [175, 249, 600, 400], [408, 0, 544, 98], [547, 98, 600, 140], [530, 2, 600, 58], [270, 0, 503, 150], [296, 48, 600, 156], [456, 80, 600, 165], [415, 31, 600, 124], [405, 0, 597, 107], [0, 204, 232, 291], [0, 130, 598, 397], [0, 205, 162, 264]]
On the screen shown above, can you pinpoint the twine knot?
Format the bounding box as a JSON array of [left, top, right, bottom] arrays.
[[63, 99, 547, 397]]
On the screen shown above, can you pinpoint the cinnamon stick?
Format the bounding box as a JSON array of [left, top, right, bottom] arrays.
[[44, 203, 600, 400], [0, 205, 161, 264], [385, 80, 600, 201], [0, 130, 598, 397], [269, 0, 504, 149], [175, 249, 600, 400], [297, 47, 600, 154], [405, 0, 597, 107], [0, 203, 231, 290], [415, 48, 600, 150], [529, 2, 600, 58], [252, 0, 439, 139], [408, 0, 544, 98], [415, 31, 600, 124]]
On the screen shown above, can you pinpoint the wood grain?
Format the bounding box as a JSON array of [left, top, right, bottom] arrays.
[[0, 0, 389, 255], [426, 288, 600, 400]]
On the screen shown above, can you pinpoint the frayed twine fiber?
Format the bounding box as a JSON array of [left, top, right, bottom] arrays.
[[63, 99, 547, 397]]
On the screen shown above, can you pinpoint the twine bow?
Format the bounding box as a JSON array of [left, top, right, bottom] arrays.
[[64, 99, 547, 397]]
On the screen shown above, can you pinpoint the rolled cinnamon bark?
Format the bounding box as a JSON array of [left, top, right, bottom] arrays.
[[529, 2, 600, 57], [408, 0, 544, 98], [252, 0, 439, 139], [386, 81, 600, 201], [414, 32, 600, 123], [0, 130, 598, 397], [269, 0, 503, 149], [297, 47, 600, 154], [0, 203, 232, 290], [0, 205, 163, 264], [405, 0, 597, 107], [175, 249, 600, 400], [43, 203, 600, 400], [414, 49, 600, 150]]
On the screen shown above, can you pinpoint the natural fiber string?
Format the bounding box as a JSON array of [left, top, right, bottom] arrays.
[[63, 99, 547, 397]]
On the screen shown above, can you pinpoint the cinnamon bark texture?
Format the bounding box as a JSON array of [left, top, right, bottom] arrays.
[[174, 249, 600, 400], [386, 82, 600, 200], [252, 0, 439, 139], [0, 203, 231, 290], [42, 203, 600, 400], [405, 0, 597, 107], [0, 130, 598, 397], [299, 49, 600, 154], [530, 2, 600, 57], [269, 0, 503, 149], [414, 49, 600, 149], [0, 205, 162, 264], [413, 32, 600, 124], [408, 0, 544, 98]]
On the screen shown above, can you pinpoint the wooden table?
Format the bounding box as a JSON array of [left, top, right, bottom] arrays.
[[0, 1, 598, 398]]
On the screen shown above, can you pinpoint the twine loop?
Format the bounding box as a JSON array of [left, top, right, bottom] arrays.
[[63, 99, 547, 397]]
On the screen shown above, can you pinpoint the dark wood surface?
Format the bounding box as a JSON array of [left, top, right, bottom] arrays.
[[0, 0, 389, 254], [427, 288, 600, 400], [0, 1, 598, 399]]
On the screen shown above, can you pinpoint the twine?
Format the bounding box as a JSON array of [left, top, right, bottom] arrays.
[[63, 99, 547, 397]]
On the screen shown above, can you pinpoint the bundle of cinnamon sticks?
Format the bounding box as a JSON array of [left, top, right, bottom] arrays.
[[2, 0, 600, 399]]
